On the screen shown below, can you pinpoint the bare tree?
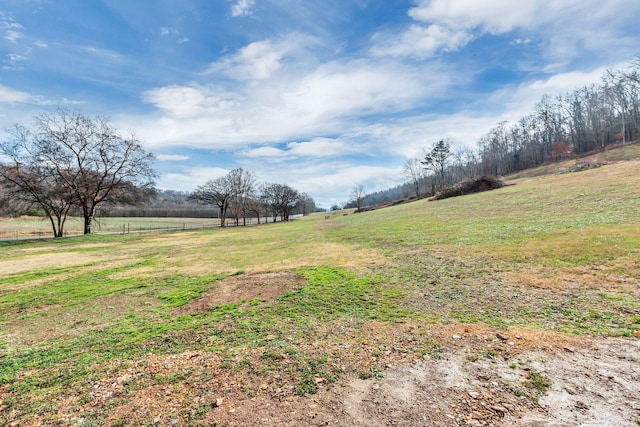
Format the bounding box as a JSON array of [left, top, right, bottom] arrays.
[[190, 174, 234, 227], [350, 184, 366, 212], [228, 168, 256, 226], [297, 192, 316, 216], [246, 195, 267, 224], [403, 157, 424, 199], [0, 159, 76, 237], [0, 110, 157, 235]]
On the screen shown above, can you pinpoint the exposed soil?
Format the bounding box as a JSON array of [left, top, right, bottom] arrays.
[[11, 323, 635, 426], [3, 274, 639, 426], [172, 272, 308, 315]]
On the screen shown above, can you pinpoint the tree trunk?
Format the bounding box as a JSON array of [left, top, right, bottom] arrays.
[[57, 216, 65, 238], [46, 213, 62, 238], [84, 214, 92, 234]]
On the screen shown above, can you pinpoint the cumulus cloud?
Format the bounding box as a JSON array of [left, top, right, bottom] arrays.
[[408, 0, 538, 32], [139, 32, 451, 149], [371, 0, 538, 58], [204, 36, 317, 82], [372, 0, 640, 62], [231, 0, 255, 17]]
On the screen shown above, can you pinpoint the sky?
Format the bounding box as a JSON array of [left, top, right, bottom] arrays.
[[1, 0, 639, 208]]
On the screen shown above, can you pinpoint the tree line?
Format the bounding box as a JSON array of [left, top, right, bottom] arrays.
[[189, 169, 316, 227], [0, 109, 316, 238], [342, 58, 640, 209], [398, 58, 640, 202]]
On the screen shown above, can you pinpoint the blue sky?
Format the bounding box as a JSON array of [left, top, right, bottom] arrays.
[[1, 0, 639, 208]]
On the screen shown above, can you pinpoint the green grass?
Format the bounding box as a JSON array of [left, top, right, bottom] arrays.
[[1, 148, 640, 423]]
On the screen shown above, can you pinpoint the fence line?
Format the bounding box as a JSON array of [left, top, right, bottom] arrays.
[[0, 215, 303, 242]]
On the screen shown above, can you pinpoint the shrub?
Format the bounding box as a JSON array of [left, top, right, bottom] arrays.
[[432, 176, 504, 200]]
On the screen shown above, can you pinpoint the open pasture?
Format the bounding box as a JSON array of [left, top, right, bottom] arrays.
[[1, 154, 639, 425]]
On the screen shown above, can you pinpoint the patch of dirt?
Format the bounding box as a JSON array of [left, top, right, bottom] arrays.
[[507, 265, 640, 297], [7, 323, 639, 426], [173, 272, 308, 315], [336, 335, 640, 427]]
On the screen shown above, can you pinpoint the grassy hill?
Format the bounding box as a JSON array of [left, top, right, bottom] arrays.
[[1, 146, 639, 425]]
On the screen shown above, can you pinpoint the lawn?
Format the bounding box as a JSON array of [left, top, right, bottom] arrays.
[[1, 153, 639, 425]]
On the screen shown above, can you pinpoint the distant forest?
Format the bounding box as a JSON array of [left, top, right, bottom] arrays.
[[346, 58, 640, 209]]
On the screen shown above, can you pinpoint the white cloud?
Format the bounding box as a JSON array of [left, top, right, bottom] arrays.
[[231, 0, 255, 17], [287, 138, 353, 158], [239, 146, 288, 159], [205, 36, 314, 82], [139, 35, 451, 150], [408, 0, 538, 32], [159, 27, 189, 43], [371, 0, 539, 58], [4, 53, 27, 69], [156, 154, 190, 161], [1, 13, 24, 42], [373, 0, 640, 62], [371, 24, 472, 58], [238, 137, 359, 161], [159, 27, 178, 36], [4, 29, 22, 42], [34, 40, 48, 48], [156, 167, 230, 191], [0, 84, 31, 104], [142, 84, 237, 119], [84, 46, 124, 62], [7, 53, 26, 62], [280, 59, 437, 121]]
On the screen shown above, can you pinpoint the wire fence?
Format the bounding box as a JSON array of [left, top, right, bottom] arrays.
[[0, 215, 302, 242]]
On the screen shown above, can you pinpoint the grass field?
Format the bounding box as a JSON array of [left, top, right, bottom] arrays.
[[1, 151, 639, 425]]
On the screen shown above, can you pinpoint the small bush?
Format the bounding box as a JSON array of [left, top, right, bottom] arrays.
[[432, 176, 504, 201]]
